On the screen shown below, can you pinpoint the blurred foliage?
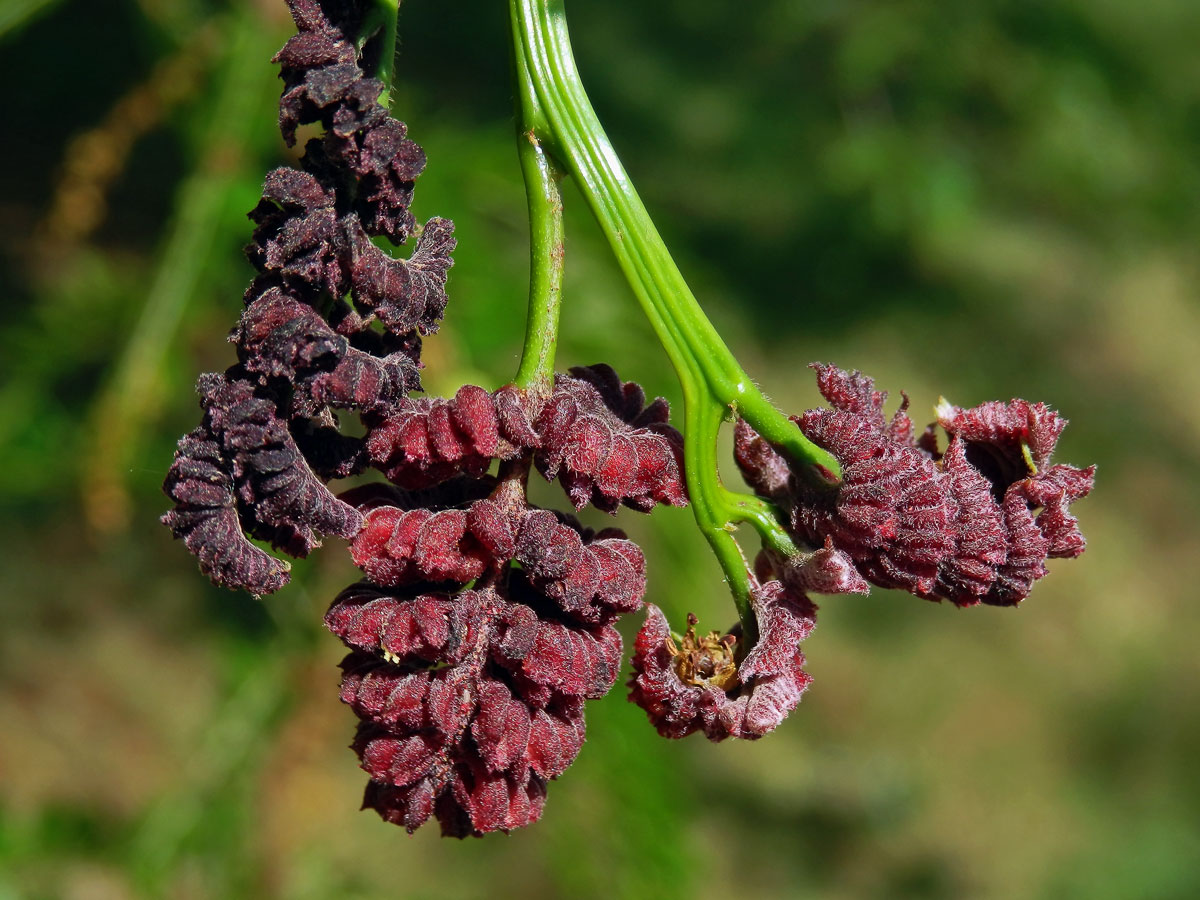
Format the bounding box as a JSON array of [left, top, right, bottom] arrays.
[[2, 0, 1198, 898]]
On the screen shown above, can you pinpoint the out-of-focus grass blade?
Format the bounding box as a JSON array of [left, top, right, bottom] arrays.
[[125, 583, 319, 895], [84, 6, 282, 534], [127, 635, 296, 893], [0, 0, 63, 40]]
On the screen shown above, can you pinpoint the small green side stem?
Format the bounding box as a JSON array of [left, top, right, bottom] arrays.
[[682, 387, 758, 632], [512, 33, 566, 394], [363, 0, 399, 107]]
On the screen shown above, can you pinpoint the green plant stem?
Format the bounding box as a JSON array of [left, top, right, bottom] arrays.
[[510, 0, 840, 486], [363, 0, 399, 106], [683, 387, 758, 631], [510, 0, 829, 632], [512, 34, 566, 393]]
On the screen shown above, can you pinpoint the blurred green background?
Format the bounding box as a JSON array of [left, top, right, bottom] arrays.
[[2, 0, 1198, 897]]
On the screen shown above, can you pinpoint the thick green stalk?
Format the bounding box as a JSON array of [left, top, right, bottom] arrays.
[[510, 0, 840, 486], [512, 36, 566, 393], [510, 0, 832, 633]]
